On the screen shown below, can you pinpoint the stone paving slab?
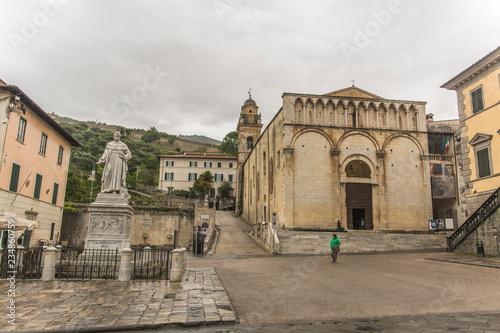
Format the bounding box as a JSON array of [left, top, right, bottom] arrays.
[[0, 267, 236, 332]]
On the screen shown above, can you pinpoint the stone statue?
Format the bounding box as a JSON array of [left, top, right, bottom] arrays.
[[96, 131, 132, 195]]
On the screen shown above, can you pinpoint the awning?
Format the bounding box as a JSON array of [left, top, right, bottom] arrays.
[[0, 212, 38, 231]]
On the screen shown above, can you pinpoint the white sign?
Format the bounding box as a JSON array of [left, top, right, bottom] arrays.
[[200, 214, 210, 220], [92, 241, 118, 249]]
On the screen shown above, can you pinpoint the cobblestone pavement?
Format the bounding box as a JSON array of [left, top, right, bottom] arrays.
[[0, 267, 236, 332]]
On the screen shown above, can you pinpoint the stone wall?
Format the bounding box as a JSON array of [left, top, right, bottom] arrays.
[[61, 206, 195, 249], [454, 208, 500, 256]]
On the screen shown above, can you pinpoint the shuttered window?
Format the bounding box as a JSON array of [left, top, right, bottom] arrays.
[[477, 148, 491, 178], [39, 133, 48, 156], [57, 146, 64, 165], [34, 173, 43, 199], [52, 183, 59, 204], [471, 87, 484, 114], [9, 163, 21, 192], [17, 117, 27, 142]]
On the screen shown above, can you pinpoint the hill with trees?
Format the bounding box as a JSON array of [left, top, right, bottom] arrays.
[[57, 117, 232, 207]]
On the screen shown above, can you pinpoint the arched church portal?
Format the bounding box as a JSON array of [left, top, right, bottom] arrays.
[[345, 160, 373, 230]]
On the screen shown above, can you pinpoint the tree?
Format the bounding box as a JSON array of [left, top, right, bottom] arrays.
[[217, 181, 233, 198], [191, 171, 214, 198], [145, 154, 159, 170], [218, 131, 238, 157], [141, 126, 161, 143]]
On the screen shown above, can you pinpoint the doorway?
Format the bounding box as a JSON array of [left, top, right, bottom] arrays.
[[352, 209, 366, 230], [346, 183, 373, 230]]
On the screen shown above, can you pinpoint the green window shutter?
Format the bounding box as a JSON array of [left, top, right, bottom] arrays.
[[50, 223, 55, 240], [34, 174, 43, 199], [477, 148, 491, 178], [52, 183, 59, 204], [9, 163, 21, 192], [472, 88, 484, 113]]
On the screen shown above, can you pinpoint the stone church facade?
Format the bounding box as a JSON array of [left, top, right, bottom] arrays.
[[237, 86, 434, 231]]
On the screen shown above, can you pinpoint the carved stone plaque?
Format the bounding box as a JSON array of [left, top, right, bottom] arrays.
[[89, 215, 124, 235]]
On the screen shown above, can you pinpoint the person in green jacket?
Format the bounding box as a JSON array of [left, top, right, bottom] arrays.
[[330, 234, 341, 263]]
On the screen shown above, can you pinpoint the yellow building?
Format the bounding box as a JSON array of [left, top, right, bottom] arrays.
[[441, 46, 500, 217], [0, 80, 79, 248]]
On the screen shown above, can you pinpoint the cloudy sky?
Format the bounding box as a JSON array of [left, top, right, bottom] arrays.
[[1, 0, 499, 141]]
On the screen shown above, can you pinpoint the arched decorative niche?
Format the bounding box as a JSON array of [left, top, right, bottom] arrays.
[[345, 160, 371, 178]]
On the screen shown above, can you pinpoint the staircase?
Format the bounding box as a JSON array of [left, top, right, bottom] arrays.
[[277, 230, 448, 255], [447, 187, 500, 252]]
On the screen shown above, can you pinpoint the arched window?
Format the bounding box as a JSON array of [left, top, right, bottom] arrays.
[[345, 160, 371, 178], [247, 136, 254, 149]]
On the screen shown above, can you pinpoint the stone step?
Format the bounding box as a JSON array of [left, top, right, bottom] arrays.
[[276, 230, 448, 254]]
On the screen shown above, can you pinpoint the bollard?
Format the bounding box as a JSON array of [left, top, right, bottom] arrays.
[[56, 245, 62, 263], [41, 246, 57, 281], [119, 248, 133, 281], [170, 247, 187, 282]]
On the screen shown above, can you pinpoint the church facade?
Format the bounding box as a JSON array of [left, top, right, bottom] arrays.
[[236, 86, 434, 231]]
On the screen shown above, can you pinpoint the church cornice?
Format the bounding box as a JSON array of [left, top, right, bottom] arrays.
[[281, 92, 426, 105]]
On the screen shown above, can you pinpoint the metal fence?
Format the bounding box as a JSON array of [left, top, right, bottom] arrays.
[[132, 248, 170, 281], [1, 247, 171, 281], [0, 247, 43, 279], [56, 248, 119, 280]]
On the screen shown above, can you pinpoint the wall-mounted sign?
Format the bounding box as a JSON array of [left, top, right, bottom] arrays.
[[200, 214, 210, 220]]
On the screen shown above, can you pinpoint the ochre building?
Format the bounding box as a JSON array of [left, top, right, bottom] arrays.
[[441, 46, 500, 217], [236, 86, 435, 231], [0, 79, 80, 247]]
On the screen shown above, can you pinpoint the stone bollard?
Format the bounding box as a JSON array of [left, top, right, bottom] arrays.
[[41, 246, 57, 281], [119, 248, 133, 282], [55, 245, 62, 263], [170, 247, 187, 282]]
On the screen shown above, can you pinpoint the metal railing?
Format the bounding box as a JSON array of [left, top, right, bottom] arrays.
[[132, 248, 170, 281], [0, 247, 43, 279], [447, 187, 500, 252], [57, 248, 119, 280], [1, 246, 172, 280]]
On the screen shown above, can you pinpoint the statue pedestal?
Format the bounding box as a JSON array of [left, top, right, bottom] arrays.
[[85, 193, 134, 251]]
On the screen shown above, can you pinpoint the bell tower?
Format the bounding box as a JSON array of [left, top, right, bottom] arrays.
[[236, 90, 263, 216], [237, 89, 262, 166]]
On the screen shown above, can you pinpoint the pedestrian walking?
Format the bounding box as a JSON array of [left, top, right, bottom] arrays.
[[330, 233, 341, 263]]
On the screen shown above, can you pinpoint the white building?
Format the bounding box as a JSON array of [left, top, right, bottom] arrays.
[[158, 153, 237, 194]]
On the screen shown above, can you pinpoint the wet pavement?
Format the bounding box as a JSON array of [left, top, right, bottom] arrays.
[[0, 267, 236, 332], [425, 253, 500, 269], [2, 211, 500, 332]]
